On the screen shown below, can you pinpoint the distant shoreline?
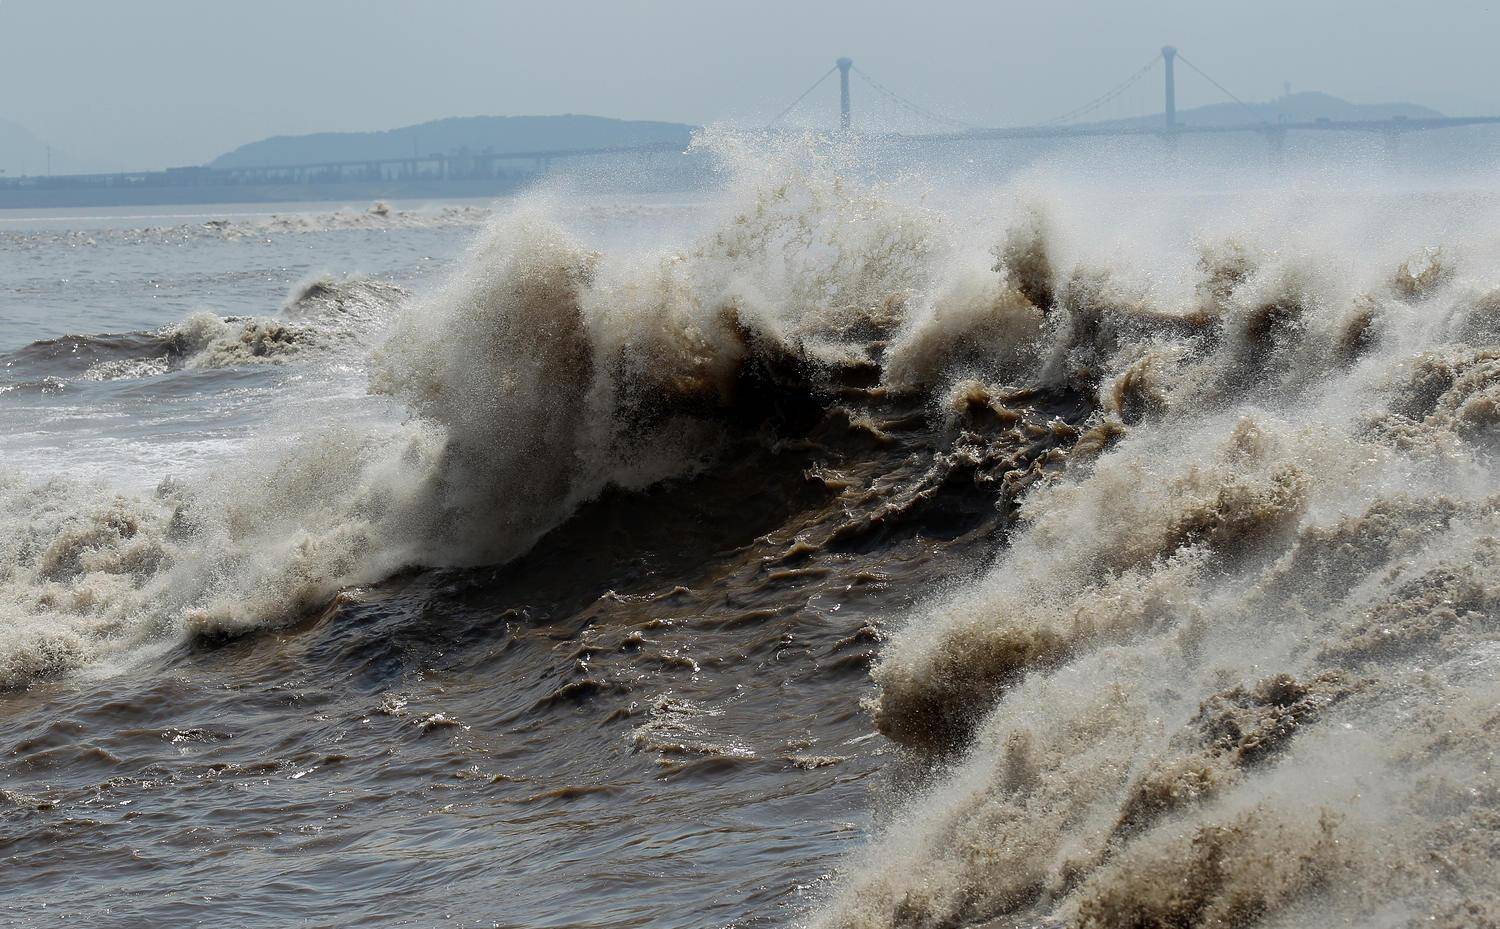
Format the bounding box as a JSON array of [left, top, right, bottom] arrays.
[[0, 176, 533, 210]]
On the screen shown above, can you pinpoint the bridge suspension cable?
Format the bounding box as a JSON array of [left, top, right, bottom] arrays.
[[1173, 53, 1265, 123], [1035, 54, 1161, 126], [766, 66, 838, 128], [764, 46, 1274, 137], [850, 64, 981, 130]]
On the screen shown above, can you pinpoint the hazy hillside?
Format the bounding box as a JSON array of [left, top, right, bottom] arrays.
[[1089, 91, 1442, 129], [213, 114, 697, 168]]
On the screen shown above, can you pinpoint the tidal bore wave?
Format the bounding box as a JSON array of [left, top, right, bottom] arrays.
[[3, 140, 1500, 926]]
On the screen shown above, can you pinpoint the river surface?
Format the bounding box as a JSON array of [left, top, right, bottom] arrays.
[[4, 143, 1500, 929]]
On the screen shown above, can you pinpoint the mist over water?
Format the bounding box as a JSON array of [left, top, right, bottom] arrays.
[[3, 132, 1500, 927]]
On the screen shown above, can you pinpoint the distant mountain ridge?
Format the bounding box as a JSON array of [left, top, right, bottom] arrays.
[[1086, 91, 1443, 130], [212, 114, 697, 168], [210, 94, 1442, 171]]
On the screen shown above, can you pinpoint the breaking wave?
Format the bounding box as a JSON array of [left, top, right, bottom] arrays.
[[0, 133, 940, 684], [807, 192, 1500, 928], [0, 276, 406, 388]]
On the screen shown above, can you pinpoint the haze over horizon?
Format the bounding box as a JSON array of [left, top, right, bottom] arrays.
[[0, 0, 1493, 174]]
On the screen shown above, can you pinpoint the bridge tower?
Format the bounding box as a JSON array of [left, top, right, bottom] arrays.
[[837, 57, 853, 131], [1162, 46, 1178, 130]]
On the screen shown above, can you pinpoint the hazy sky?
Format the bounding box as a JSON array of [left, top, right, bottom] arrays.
[[2, 0, 1496, 172]]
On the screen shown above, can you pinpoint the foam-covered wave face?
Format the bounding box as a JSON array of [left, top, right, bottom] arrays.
[[0, 422, 447, 686], [169, 276, 407, 372], [809, 195, 1500, 927], [371, 209, 611, 565], [368, 132, 950, 564]]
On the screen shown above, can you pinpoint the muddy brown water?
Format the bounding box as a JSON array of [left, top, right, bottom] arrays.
[[0, 352, 1090, 928]]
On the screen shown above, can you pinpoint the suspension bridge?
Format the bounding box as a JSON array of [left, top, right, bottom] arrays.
[[769, 46, 1500, 159], [3, 46, 1496, 208]]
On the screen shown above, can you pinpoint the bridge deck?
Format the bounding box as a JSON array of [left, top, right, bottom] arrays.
[[4, 116, 1498, 193]]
